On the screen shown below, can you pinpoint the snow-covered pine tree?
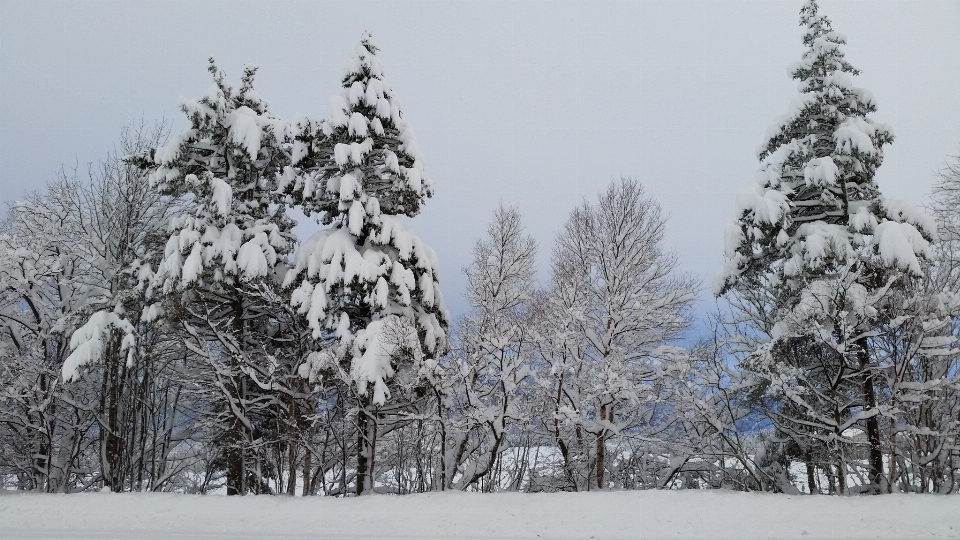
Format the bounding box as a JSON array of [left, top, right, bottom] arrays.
[[716, 0, 935, 493], [131, 61, 296, 495], [283, 33, 448, 494]]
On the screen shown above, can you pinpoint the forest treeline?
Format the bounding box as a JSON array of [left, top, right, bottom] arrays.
[[1, 1, 958, 496]]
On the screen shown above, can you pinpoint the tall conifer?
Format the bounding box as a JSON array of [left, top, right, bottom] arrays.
[[717, 0, 934, 492]]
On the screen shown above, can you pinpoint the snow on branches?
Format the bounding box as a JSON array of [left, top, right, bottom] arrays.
[[716, 0, 933, 304], [284, 33, 448, 406], [62, 309, 137, 382], [715, 0, 944, 493], [148, 61, 295, 294]]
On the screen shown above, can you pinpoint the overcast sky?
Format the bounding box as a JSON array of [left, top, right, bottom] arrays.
[[2, 0, 959, 325]]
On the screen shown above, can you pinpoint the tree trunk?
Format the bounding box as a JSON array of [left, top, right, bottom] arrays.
[[224, 421, 244, 495], [857, 337, 884, 492], [225, 295, 246, 496], [888, 417, 897, 494], [435, 388, 448, 491], [35, 372, 50, 492], [595, 403, 612, 490], [100, 334, 124, 492], [825, 465, 836, 494], [286, 394, 297, 496], [805, 450, 818, 494], [831, 365, 845, 495], [301, 445, 312, 496], [286, 440, 297, 496], [302, 413, 314, 496], [355, 395, 377, 495], [836, 455, 846, 495]]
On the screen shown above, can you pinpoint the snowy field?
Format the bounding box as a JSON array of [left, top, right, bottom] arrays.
[[0, 490, 957, 540]]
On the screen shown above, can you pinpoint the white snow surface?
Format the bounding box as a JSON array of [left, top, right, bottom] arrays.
[[1, 490, 956, 540]]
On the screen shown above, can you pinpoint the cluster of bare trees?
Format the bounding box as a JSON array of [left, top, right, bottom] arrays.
[[0, 124, 204, 492], [425, 181, 701, 493]]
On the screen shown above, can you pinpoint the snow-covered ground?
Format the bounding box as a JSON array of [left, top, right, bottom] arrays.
[[1, 490, 957, 540]]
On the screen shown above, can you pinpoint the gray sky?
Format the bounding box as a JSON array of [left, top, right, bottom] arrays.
[[2, 0, 959, 324]]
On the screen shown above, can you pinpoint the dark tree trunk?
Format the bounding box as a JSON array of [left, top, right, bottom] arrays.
[[302, 419, 315, 496], [286, 394, 298, 496], [805, 451, 818, 494], [35, 372, 50, 492], [225, 294, 246, 496], [355, 395, 377, 495], [224, 420, 244, 495], [836, 457, 846, 495], [888, 418, 897, 494], [857, 337, 884, 492], [100, 334, 124, 492], [435, 388, 448, 491]]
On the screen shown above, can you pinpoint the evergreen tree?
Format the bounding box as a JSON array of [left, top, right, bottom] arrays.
[[283, 33, 449, 494], [716, 0, 934, 493], [136, 61, 296, 495]]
